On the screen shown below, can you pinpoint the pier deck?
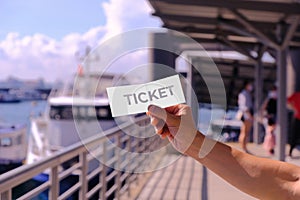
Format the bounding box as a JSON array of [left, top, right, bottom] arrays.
[[130, 142, 300, 200]]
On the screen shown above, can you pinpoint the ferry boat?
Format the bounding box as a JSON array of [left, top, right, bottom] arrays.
[[0, 90, 21, 103], [0, 122, 27, 174], [26, 65, 118, 167]]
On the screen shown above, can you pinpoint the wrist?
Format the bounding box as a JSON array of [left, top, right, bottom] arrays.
[[185, 131, 205, 158]]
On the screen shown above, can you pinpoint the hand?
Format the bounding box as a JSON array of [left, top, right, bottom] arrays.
[[147, 104, 198, 154]]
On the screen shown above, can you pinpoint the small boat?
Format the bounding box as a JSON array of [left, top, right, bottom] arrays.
[[0, 91, 21, 103], [0, 122, 27, 174]]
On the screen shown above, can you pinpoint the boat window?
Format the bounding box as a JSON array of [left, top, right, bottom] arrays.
[[49, 105, 113, 120], [0, 137, 12, 147], [50, 105, 73, 120], [49, 106, 61, 119], [16, 135, 22, 145], [97, 108, 108, 117], [61, 107, 73, 119], [96, 106, 113, 120], [87, 107, 96, 117], [79, 107, 87, 117]]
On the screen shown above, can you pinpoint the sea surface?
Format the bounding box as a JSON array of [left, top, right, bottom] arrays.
[[0, 100, 47, 131], [0, 101, 232, 138]]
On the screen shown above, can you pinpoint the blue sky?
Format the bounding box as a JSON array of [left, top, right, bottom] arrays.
[[0, 0, 161, 82], [0, 0, 107, 40]]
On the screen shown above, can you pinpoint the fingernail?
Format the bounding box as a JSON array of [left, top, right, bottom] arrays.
[[148, 104, 156, 113]]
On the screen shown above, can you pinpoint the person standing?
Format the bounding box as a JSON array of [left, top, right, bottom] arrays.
[[287, 91, 300, 157], [261, 85, 277, 155], [238, 81, 254, 153]]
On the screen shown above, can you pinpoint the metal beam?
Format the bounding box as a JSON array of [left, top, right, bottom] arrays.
[[219, 21, 256, 39], [169, 26, 229, 36], [281, 16, 300, 50], [149, 0, 300, 15], [213, 62, 275, 69], [228, 9, 280, 50], [276, 49, 288, 161], [217, 35, 257, 63], [155, 13, 277, 31]]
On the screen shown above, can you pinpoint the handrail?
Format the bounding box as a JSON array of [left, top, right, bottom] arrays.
[[0, 116, 165, 200]]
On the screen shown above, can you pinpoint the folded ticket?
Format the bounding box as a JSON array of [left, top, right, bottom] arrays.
[[106, 75, 186, 117]]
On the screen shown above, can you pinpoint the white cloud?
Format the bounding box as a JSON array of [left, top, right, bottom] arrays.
[[0, 0, 161, 82], [102, 0, 161, 39]]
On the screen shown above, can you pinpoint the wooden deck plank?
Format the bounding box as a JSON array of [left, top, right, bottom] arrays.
[[136, 155, 203, 200]]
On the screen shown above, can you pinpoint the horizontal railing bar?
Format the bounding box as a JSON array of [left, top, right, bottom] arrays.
[[120, 173, 130, 182], [106, 170, 118, 182], [120, 150, 129, 157], [58, 163, 81, 180], [129, 174, 138, 184], [57, 182, 81, 200], [87, 167, 102, 181], [106, 156, 118, 167], [120, 160, 130, 169], [106, 143, 116, 152], [120, 136, 131, 143], [105, 184, 118, 198], [119, 183, 129, 194], [17, 181, 50, 200], [86, 183, 102, 199], [87, 149, 103, 162]]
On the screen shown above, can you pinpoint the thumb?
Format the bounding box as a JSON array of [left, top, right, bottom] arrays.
[[147, 105, 178, 125]]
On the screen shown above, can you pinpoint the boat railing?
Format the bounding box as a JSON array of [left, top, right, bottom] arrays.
[[0, 116, 165, 200]]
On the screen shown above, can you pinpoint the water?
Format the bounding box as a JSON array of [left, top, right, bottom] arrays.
[[0, 100, 47, 128]]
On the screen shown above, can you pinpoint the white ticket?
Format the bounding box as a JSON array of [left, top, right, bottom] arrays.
[[106, 75, 186, 117]]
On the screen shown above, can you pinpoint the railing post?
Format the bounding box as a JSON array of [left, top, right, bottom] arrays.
[[115, 133, 122, 199], [101, 142, 107, 200], [50, 166, 59, 200], [127, 134, 133, 197], [80, 152, 88, 200], [0, 190, 11, 200]]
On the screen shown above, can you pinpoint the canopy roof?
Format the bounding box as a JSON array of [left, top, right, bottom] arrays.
[[149, 0, 300, 51], [148, 0, 300, 106]]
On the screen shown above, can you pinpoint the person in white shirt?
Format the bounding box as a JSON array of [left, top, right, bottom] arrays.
[[237, 81, 254, 152]]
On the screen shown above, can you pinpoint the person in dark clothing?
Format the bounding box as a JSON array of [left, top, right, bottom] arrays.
[[261, 85, 277, 155], [288, 91, 300, 157]]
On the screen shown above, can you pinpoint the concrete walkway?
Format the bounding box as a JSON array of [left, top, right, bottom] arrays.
[[134, 143, 300, 200]]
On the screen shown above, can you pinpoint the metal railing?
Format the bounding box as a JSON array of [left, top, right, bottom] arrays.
[[0, 116, 165, 200]]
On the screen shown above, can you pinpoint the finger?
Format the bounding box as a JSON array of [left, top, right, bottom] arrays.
[[148, 105, 167, 120], [155, 119, 165, 134], [150, 116, 160, 126], [167, 134, 174, 140], [148, 105, 178, 125], [149, 115, 166, 135], [160, 130, 170, 139]]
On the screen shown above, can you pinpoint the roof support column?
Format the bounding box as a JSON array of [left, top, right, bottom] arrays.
[[253, 57, 263, 144], [289, 48, 300, 92], [149, 32, 178, 81], [276, 49, 288, 161]]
